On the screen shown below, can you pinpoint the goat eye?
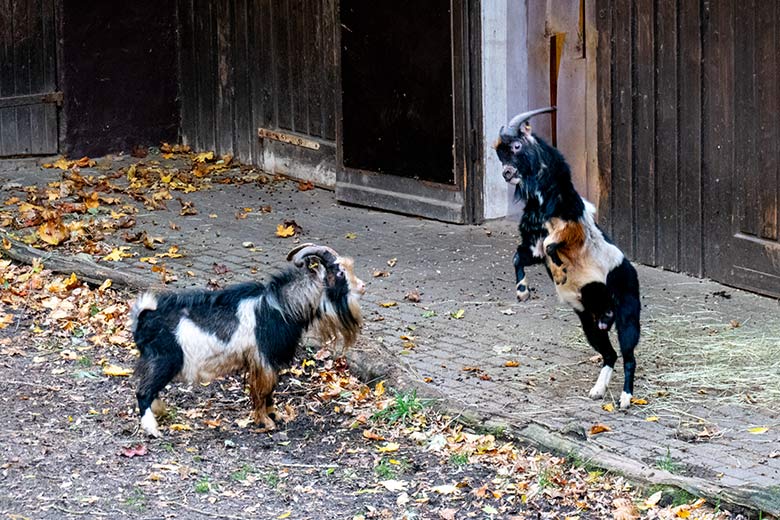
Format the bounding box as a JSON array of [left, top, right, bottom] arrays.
[[511, 141, 522, 153]]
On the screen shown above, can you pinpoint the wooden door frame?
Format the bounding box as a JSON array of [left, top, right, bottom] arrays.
[[334, 0, 483, 224]]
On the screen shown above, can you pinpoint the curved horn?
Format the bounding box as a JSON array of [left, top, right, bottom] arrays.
[[286, 243, 338, 266], [499, 106, 557, 139]]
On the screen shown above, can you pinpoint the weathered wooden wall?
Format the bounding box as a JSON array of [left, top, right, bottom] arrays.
[[0, 0, 58, 156], [177, 0, 339, 185], [597, 0, 780, 297], [60, 0, 178, 156]]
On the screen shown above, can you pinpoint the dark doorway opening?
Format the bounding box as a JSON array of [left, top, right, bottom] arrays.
[[340, 0, 454, 185]]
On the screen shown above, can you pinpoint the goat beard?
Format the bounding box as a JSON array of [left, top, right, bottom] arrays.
[[316, 295, 363, 355]]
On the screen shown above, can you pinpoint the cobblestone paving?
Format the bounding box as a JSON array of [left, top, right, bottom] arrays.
[[3, 157, 779, 512]]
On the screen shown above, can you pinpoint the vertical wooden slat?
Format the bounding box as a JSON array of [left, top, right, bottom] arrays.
[[655, 0, 679, 270], [178, 0, 198, 147], [40, 0, 56, 153], [195, 1, 216, 152], [308, 0, 323, 137], [701, 0, 735, 278], [734, 0, 757, 237], [322, 0, 337, 140], [756, 0, 778, 240], [232, 0, 252, 162], [274, 0, 291, 130], [596, 0, 613, 234], [13, 0, 32, 154], [0, 0, 14, 155], [633, 1, 655, 264], [27, 0, 45, 154], [215, 0, 234, 154], [291, 0, 307, 133], [677, 0, 703, 275], [611, 0, 633, 255], [249, 0, 266, 161]]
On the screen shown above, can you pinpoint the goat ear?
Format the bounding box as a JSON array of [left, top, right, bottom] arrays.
[[520, 121, 533, 137]]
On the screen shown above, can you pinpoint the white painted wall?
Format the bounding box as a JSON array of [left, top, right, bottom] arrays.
[[480, 0, 598, 220], [481, 0, 528, 220]]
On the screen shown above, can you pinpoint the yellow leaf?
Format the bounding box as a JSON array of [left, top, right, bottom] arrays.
[[504, 360, 520, 367], [374, 380, 386, 397], [275, 224, 295, 238], [646, 416, 659, 422], [377, 442, 399, 453], [37, 219, 70, 245], [748, 427, 769, 434], [602, 403, 615, 413], [379, 301, 397, 308], [277, 513, 291, 519], [0, 313, 14, 329], [169, 423, 192, 431], [103, 364, 133, 377], [676, 509, 691, 518], [345, 232, 357, 239], [98, 279, 112, 292], [630, 397, 648, 405], [451, 309, 465, 319], [160, 174, 172, 184], [103, 247, 132, 261], [194, 151, 214, 163]]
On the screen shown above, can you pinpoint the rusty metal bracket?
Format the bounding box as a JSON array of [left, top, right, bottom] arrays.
[[0, 91, 63, 109], [257, 128, 321, 150]]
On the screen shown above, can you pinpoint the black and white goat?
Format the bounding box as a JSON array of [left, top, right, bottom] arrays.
[[130, 243, 364, 437], [494, 108, 641, 409]]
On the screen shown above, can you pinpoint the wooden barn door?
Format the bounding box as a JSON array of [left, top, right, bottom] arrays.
[[596, 0, 780, 297], [336, 0, 482, 223], [0, 0, 59, 156]]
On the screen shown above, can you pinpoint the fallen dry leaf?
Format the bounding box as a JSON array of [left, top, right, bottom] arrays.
[[377, 442, 400, 453], [103, 364, 133, 377], [630, 397, 648, 405], [119, 444, 148, 458], [504, 360, 520, 367], [589, 424, 612, 435], [380, 480, 408, 492], [748, 426, 769, 434], [612, 497, 639, 520], [297, 180, 314, 191], [404, 290, 421, 303], [379, 301, 397, 308], [363, 430, 385, 441], [602, 403, 615, 413], [646, 416, 659, 422], [387, 257, 398, 267], [275, 224, 295, 238]]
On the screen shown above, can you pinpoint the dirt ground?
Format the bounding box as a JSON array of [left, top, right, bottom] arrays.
[[0, 150, 758, 519]]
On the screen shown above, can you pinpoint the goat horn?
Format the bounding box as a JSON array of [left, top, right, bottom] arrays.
[[286, 243, 338, 266], [499, 106, 557, 139]]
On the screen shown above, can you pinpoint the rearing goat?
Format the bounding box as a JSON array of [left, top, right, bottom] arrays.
[[494, 108, 641, 409]]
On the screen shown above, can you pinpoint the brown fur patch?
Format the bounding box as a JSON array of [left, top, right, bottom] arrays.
[[545, 218, 587, 284]]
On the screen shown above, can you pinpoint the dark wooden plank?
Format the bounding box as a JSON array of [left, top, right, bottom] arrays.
[[275, 0, 292, 130], [12, 0, 32, 154], [595, 0, 613, 234], [177, 0, 199, 148], [756, 1, 778, 240], [291, 0, 307, 133], [248, 0, 264, 162], [734, 0, 758, 237], [701, 0, 735, 279], [27, 0, 46, 154], [654, 0, 678, 270], [632, 0, 655, 264], [39, 0, 57, 153], [307, 0, 323, 137], [215, 0, 234, 155], [260, 0, 276, 130], [322, 0, 337, 141], [677, 0, 703, 276], [232, 0, 252, 162], [610, 0, 633, 255], [195, 1, 217, 152]]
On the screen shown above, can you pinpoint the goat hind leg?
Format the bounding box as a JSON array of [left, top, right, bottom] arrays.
[[577, 311, 618, 400]]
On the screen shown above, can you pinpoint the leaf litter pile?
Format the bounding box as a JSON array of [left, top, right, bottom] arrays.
[[0, 150, 745, 519]]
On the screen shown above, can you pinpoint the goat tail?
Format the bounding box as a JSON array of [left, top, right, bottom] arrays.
[[130, 292, 158, 335]]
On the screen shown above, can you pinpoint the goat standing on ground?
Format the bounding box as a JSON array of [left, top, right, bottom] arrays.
[[494, 108, 641, 408], [131, 244, 364, 437]]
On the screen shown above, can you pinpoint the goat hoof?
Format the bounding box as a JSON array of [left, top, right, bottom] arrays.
[[619, 392, 632, 409], [588, 386, 606, 400], [516, 289, 530, 302]]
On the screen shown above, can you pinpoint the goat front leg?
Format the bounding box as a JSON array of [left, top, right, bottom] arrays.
[[248, 363, 278, 431]]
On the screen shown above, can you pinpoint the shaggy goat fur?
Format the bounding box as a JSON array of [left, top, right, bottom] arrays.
[[131, 245, 364, 437], [495, 110, 641, 408]]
